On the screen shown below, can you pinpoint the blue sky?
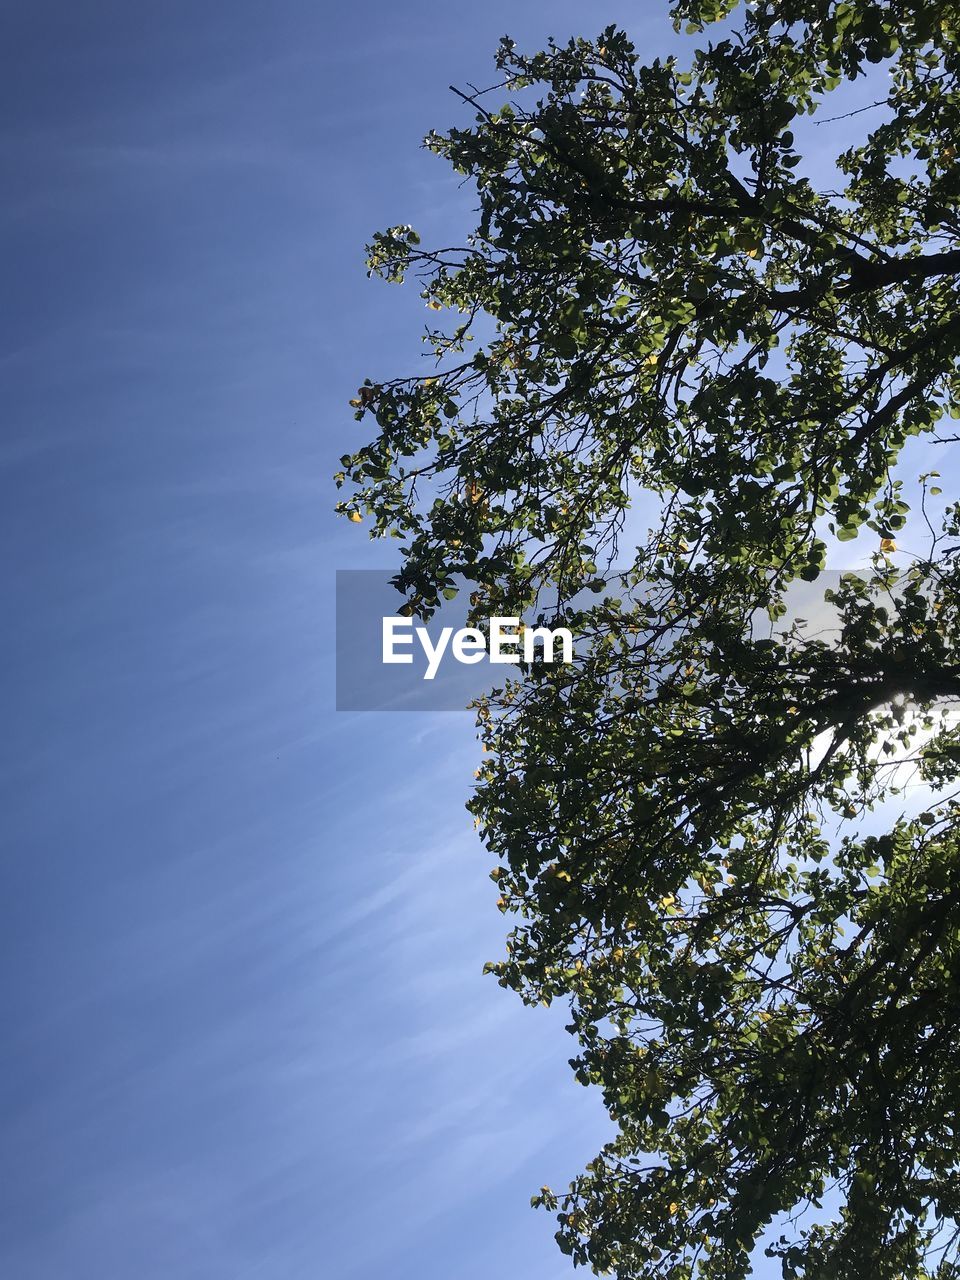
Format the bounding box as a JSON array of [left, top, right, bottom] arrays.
[[1, 3, 652, 1277], [1, 4, 952, 1278]]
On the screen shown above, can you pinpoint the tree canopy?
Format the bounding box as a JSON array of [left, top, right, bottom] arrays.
[[338, 2, 960, 1277]]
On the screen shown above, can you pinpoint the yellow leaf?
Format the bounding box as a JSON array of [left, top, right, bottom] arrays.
[[348, 511, 362, 523], [880, 537, 896, 552]]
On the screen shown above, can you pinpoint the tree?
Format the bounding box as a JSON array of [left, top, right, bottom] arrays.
[[338, 3, 960, 1276]]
